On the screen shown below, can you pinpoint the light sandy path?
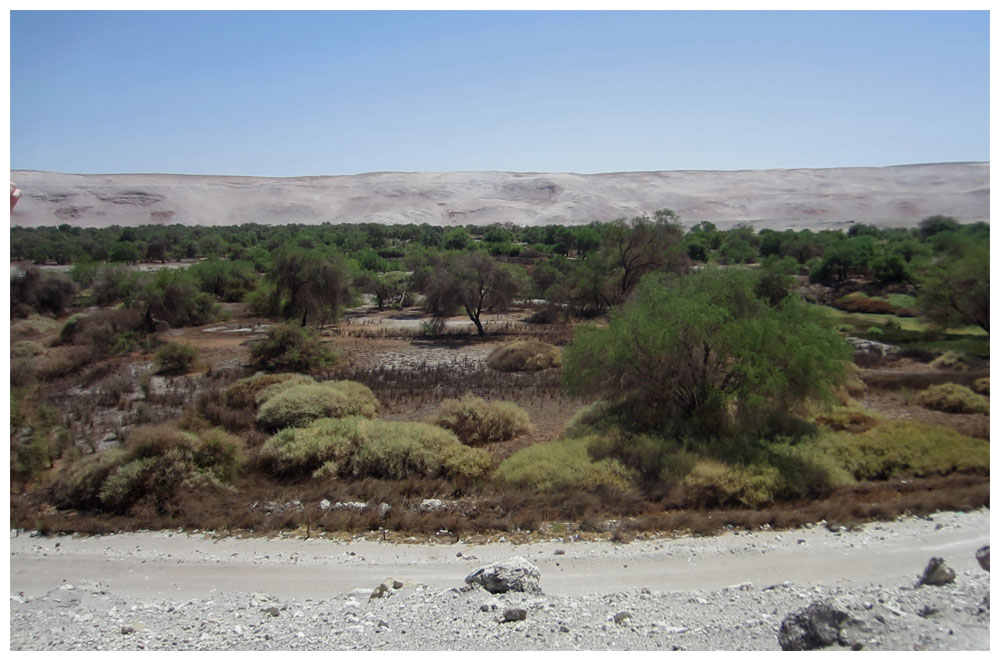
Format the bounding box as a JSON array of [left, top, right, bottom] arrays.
[[9, 509, 989, 601]]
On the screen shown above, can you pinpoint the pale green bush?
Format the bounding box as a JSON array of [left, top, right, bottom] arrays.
[[915, 383, 989, 414], [254, 374, 316, 405], [259, 416, 491, 481], [256, 381, 378, 431], [972, 377, 989, 396], [223, 373, 303, 409], [811, 420, 989, 480], [493, 434, 633, 492], [431, 394, 532, 445]]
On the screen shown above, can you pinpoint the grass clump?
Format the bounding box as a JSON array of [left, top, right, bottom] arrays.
[[972, 377, 989, 396], [493, 434, 634, 492], [259, 416, 491, 482], [430, 394, 533, 445], [156, 341, 199, 375], [256, 381, 378, 431], [811, 420, 989, 480], [49, 423, 244, 514], [486, 340, 561, 372], [914, 383, 989, 414]]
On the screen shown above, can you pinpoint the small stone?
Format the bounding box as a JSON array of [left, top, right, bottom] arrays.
[[392, 580, 404, 589], [501, 608, 527, 623], [613, 611, 632, 625], [370, 583, 391, 600], [121, 626, 135, 636], [262, 607, 280, 617]]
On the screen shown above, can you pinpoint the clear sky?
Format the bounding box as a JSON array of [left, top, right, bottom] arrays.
[[9, 9, 990, 176]]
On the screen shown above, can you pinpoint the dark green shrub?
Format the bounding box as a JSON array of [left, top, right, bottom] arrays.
[[10, 266, 77, 318], [915, 383, 989, 414], [249, 324, 337, 372], [430, 394, 533, 445], [156, 341, 199, 375], [486, 340, 561, 372], [48, 424, 245, 514], [259, 416, 491, 481], [58, 309, 147, 357], [256, 381, 378, 431]]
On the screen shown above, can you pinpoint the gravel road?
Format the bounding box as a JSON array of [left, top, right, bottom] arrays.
[[9, 508, 990, 650]]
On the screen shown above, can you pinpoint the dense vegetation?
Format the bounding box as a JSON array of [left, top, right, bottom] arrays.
[[9, 213, 990, 537]]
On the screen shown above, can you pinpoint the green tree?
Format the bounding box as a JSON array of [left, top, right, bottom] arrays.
[[423, 252, 523, 335], [134, 270, 218, 329], [916, 239, 989, 332], [598, 212, 689, 304], [563, 268, 850, 439], [271, 247, 350, 326]]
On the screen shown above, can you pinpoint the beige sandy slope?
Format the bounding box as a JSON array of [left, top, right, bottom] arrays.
[[10, 162, 988, 230]]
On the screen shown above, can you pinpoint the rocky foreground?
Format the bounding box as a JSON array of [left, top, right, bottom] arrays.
[[9, 509, 991, 651]]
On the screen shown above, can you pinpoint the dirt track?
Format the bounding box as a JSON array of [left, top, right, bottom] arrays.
[[10, 509, 989, 602]]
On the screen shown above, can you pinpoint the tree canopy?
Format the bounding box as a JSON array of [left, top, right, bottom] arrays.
[[563, 268, 851, 440]]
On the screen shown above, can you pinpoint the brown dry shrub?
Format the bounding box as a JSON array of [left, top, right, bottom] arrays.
[[833, 294, 896, 314], [35, 346, 93, 381], [11, 340, 45, 358], [487, 340, 561, 372], [430, 394, 533, 445]]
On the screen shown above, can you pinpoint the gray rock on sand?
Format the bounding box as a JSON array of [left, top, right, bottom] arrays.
[[916, 557, 957, 587], [975, 546, 989, 572], [465, 556, 542, 594], [500, 608, 527, 623], [778, 601, 868, 651]]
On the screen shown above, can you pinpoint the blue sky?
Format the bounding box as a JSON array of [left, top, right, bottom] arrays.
[[9, 10, 990, 176]]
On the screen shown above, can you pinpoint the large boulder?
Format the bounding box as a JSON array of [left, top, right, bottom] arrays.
[[465, 556, 542, 594], [778, 601, 868, 651], [916, 557, 957, 587]]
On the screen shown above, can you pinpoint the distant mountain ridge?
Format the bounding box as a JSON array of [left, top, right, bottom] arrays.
[[10, 162, 989, 230]]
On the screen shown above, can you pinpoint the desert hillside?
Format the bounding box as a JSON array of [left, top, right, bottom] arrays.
[[10, 162, 989, 230]]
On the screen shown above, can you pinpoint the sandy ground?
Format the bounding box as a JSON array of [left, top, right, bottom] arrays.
[[11, 163, 988, 229], [9, 509, 990, 603]]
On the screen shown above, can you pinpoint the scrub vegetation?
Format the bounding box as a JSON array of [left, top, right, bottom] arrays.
[[9, 214, 989, 537]]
